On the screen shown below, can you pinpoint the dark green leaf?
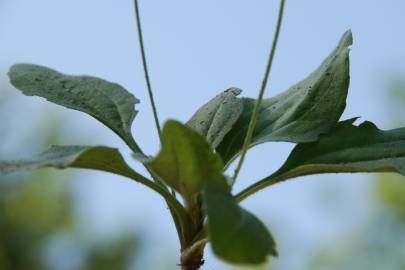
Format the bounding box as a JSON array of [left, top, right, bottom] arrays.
[[8, 64, 142, 153], [187, 88, 243, 148], [0, 145, 137, 177], [263, 119, 405, 187], [148, 120, 224, 195], [204, 180, 277, 264], [217, 30, 353, 164]]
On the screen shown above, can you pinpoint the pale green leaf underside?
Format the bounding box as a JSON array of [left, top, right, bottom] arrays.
[[264, 119, 405, 187], [187, 87, 243, 148], [0, 145, 190, 229], [148, 120, 224, 195], [217, 30, 353, 164], [204, 180, 277, 264], [0, 145, 137, 178], [8, 64, 142, 153]]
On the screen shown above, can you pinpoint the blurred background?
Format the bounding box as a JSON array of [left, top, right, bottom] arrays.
[[1, 1, 405, 269]]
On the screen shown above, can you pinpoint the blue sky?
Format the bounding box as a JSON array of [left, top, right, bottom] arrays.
[[1, 1, 405, 269]]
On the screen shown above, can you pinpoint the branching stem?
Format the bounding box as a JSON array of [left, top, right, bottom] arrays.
[[233, 0, 286, 181]]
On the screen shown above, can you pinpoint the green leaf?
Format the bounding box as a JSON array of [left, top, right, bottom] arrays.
[[8, 64, 142, 153], [0, 145, 138, 177], [217, 30, 353, 164], [0, 145, 192, 236], [258, 119, 405, 188], [204, 180, 277, 264], [186, 88, 243, 148], [148, 120, 224, 195]]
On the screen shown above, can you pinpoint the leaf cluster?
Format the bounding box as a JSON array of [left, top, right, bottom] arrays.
[[1, 29, 404, 268]]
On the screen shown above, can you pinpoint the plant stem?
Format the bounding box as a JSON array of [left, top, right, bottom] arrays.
[[125, 170, 187, 220], [133, 0, 184, 245], [145, 166, 186, 242], [133, 0, 162, 141], [235, 166, 337, 203], [232, 0, 286, 181], [123, 169, 194, 243], [181, 248, 204, 270], [235, 172, 287, 203], [180, 228, 208, 270]]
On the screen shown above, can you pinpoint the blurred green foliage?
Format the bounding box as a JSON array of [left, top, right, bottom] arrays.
[[377, 174, 405, 219], [0, 91, 138, 270], [0, 172, 73, 270]]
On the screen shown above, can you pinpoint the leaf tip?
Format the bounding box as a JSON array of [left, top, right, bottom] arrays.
[[339, 117, 359, 127], [7, 63, 22, 82], [8, 63, 36, 75], [225, 87, 242, 96], [162, 119, 184, 133], [340, 29, 353, 48]]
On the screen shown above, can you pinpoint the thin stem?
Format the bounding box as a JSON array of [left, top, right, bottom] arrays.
[[133, 0, 162, 141], [144, 165, 185, 243], [232, 0, 286, 181], [124, 170, 187, 219], [235, 166, 346, 203], [122, 169, 194, 242], [235, 172, 288, 203], [133, 0, 184, 243]]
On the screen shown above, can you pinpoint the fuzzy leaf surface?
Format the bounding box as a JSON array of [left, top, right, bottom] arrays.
[[217, 31, 353, 164], [0, 145, 137, 178], [204, 180, 277, 264], [187, 87, 243, 148], [8, 64, 142, 153]]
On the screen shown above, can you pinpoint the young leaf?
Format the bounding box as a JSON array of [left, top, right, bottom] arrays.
[[8, 64, 143, 154], [148, 120, 224, 195], [245, 119, 405, 194], [186, 88, 243, 148], [0, 145, 140, 178], [204, 180, 277, 264], [217, 30, 353, 164]]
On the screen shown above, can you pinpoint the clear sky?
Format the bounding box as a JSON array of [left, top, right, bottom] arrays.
[[1, 1, 405, 269]]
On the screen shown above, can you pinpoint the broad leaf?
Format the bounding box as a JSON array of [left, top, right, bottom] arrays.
[[0, 145, 138, 178], [148, 120, 224, 195], [187, 87, 243, 148], [217, 30, 353, 164], [204, 180, 277, 264], [0, 145, 191, 232], [8, 64, 142, 153], [262, 119, 405, 187]]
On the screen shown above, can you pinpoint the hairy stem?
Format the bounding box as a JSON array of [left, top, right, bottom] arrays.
[[133, 0, 162, 141], [233, 0, 286, 181]]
